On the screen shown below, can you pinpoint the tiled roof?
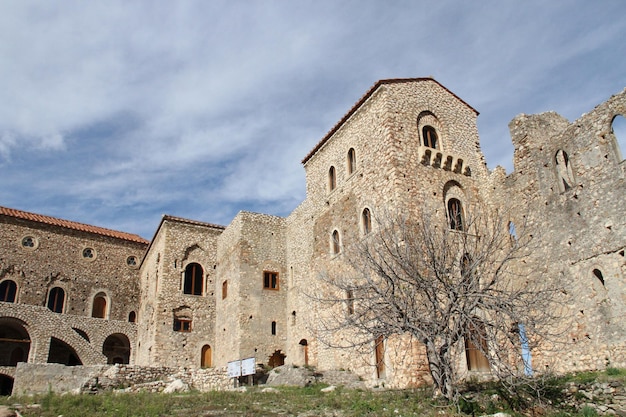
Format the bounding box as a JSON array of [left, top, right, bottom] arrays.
[[0, 205, 149, 245], [301, 77, 478, 165], [162, 214, 226, 231]]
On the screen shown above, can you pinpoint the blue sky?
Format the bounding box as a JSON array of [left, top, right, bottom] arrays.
[[1, 1, 625, 239]]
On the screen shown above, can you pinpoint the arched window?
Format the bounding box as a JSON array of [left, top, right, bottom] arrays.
[[128, 311, 137, 323], [346, 290, 354, 315], [0, 280, 17, 303], [593, 269, 605, 287], [92, 293, 108, 318], [347, 148, 356, 174], [184, 263, 204, 295], [47, 287, 65, 313], [222, 280, 228, 299], [422, 126, 438, 149], [612, 115, 626, 160], [555, 149, 575, 192], [331, 230, 341, 254], [361, 208, 372, 235], [201, 344, 212, 368], [271, 321, 277, 335], [328, 166, 337, 191], [447, 198, 464, 231]]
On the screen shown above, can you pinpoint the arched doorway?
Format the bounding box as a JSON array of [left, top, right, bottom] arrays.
[[298, 339, 308, 366], [48, 337, 82, 366], [91, 293, 108, 318], [0, 374, 13, 396], [103, 333, 131, 364], [0, 318, 30, 366], [201, 345, 212, 368]]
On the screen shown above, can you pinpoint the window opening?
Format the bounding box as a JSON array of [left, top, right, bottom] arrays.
[[331, 230, 341, 254], [362, 208, 372, 235], [375, 335, 385, 378], [555, 149, 575, 192], [422, 126, 438, 149], [263, 271, 279, 290], [91, 293, 108, 318], [21, 236, 35, 248], [508, 221, 517, 242], [299, 339, 309, 365], [128, 311, 137, 322], [612, 115, 626, 160], [183, 263, 204, 295], [103, 334, 130, 365], [0, 280, 17, 303], [593, 269, 605, 286], [347, 148, 356, 174], [174, 318, 192, 332], [222, 280, 228, 299], [346, 290, 354, 315], [271, 321, 277, 335], [82, 248, 95, 259], [126, 256, 137, 266], [517, 323, 533, 376], [47, 287, 65, 313], [201, 345, 212, 368], [447, 198, 464, 231], [328, 166, 336, 191]]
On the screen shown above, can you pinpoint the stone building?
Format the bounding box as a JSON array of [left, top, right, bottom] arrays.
[[1, 78, 624, 394]]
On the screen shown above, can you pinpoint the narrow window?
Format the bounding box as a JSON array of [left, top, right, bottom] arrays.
[[201, 345, 212, 368], [128, 311, 137, 322], [222, 280, 228, 299], [174, 318, 192, 332], [47, 287, 65, 313], [91, 293, 108, 318], [447, 198, 464, 231], [184, 263, 204, 295], [422, 126, 438, 149], [508, 221, 517, 242], [271, 321, 277, 335], [593, 269, 605, 286], [263, 271, 279, 290], [0, 280, 17, 302], [375, 335, 385, 378], [347, 148, 356, 174], [346, 290, 354, 315], [331, 230, 341, 254], [299, 339, 309, 365], [555, 149, 575, 192], [328, 166, 336, 191], [611, 115, 626, 160], [517, 323, 533, 376], [362, 208, 372, 235]]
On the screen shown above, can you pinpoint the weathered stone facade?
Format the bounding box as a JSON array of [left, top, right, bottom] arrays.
[[1, 78, 624, 395]]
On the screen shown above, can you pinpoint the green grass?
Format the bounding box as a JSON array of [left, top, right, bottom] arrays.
[[1, 368, 623, 417]]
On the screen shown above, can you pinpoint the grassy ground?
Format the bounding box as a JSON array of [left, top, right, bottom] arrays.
[[1, 369, 624, 417]]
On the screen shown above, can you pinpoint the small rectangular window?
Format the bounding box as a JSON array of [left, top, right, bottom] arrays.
[[222, 280, 228, 299], [174, 318, 192, 332], [263, 271, 279, 290]]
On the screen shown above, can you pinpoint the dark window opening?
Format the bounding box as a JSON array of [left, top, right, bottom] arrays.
[[128, 311, 137, 322], [347, 290, 354, 315], [222, 280, 228, 299], [91, 293, 107, 318], [422, 126, 438, 149], [593, 269, 605, 286], [0, 280, 17, 303], [103, 334, 131, 365], [362, 208, 372, 235], [347, 148, 356, 174], [332, 230, 341, 254], [47, 287, 65, 313], [263, 271, 279, 290], [328, 166, 336, 191], [271, 321, 277, 335], [184, 263, 204, 295], [447, 198, 464, 231], [174, 318, 192, 332]]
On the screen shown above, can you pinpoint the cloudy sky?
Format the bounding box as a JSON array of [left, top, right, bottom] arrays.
[[1, 1, 625, 239]]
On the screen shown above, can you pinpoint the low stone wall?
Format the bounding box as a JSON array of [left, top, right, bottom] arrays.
[[11, 363, 232, 396]]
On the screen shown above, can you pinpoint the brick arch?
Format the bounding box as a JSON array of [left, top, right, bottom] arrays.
[[417, 110, 446, 151]]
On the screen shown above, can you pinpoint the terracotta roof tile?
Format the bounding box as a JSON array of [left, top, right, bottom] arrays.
[[0, 205, 149, 245], [301, 77, 478, 164]]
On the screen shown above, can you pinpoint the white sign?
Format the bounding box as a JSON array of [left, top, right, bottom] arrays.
[[227, 360, 241, 378], [241, 357, 256, 376]]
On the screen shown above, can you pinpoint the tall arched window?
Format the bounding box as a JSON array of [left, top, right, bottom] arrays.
[[447, 198, 464, 231], [362, 208, 372, 235], [328, 166, 336, 191], [184, 263, 204, 295], [47, 287, 65, 313], [422, 126, 438, 149], [331, 230, 341, 254], [128, 311, 137, 322], [0, 280, 17, 303], [347, 148, 356, 174], [92, 293, 108, 318], [555, 149, 575, 192]]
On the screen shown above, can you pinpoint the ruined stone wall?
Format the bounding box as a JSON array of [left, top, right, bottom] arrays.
[[136, 218, 222, 368], [493, 88, 626, 373]]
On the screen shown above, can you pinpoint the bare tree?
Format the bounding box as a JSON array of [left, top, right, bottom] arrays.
[[312, 208, 564, 402]]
